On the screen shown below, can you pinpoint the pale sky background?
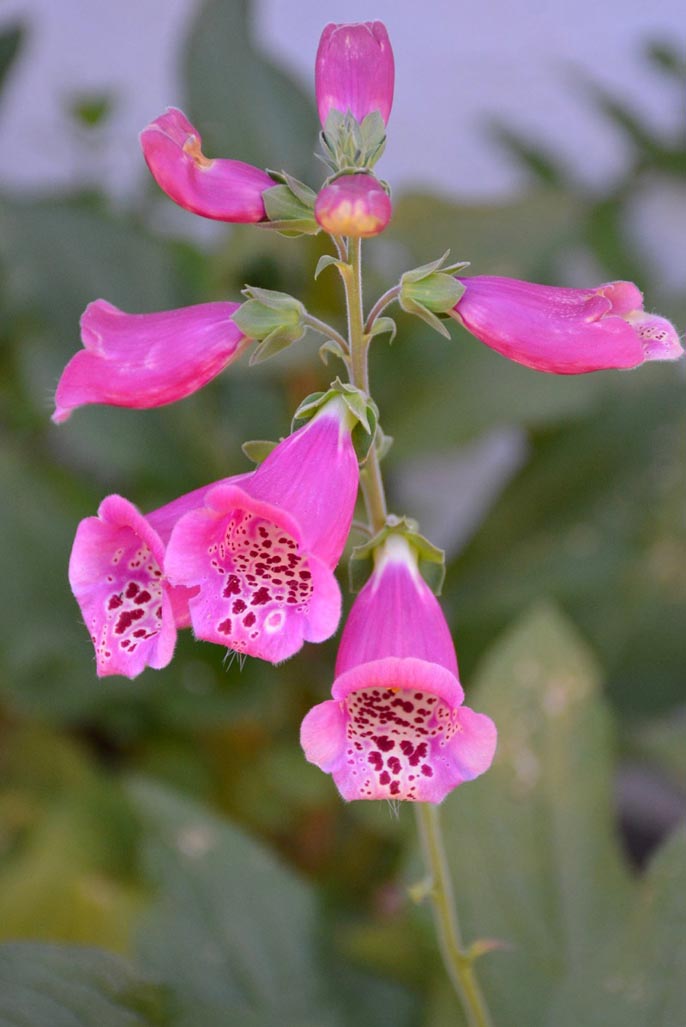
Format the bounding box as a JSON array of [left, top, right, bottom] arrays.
[[0, 0, 683, 201]]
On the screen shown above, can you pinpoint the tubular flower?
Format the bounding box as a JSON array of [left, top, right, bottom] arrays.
[[451, 276, 683, 374], [301, 534, 497, 803], [53, 299, 249, 423], [140, 107, 274, 222], [164, 398, 359, 664], [315, 174, 391, 238], [315, 22, 394, 127], [68, 480, 224, 678]]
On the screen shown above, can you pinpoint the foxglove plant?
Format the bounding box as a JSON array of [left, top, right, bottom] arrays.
[[54, 19, 682, 1027]]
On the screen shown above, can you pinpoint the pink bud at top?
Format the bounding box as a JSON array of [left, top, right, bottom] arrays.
[[301, 535, 497, 803], [140, 107, 274, 223], [315, 22, 394, 127], [315, 174, 391, 238], [53, 299, 249, 423], [164, 399, 360, 664], [452, 276, 683, 374]]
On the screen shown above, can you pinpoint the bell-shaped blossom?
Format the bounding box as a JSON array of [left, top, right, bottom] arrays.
[[452, 276, 683, 374], [315, 22, 394, 127], [53, 299, 249, 423], [69, 476, 251, 679], [164, 398, 359, 664], [315, 174, 391, 238], [140, 107, 274, 222], [301, 535, 497, 803]]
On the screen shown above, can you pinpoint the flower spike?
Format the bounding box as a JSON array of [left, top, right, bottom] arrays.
[[140, 107, 274, 222], [53, 300, 249, 422], [301, 534, 497, 802], [451, 276, 683, 374]]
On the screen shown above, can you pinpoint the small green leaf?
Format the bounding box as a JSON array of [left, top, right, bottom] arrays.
[[368, 316, 397, 343], [319, 339, 349, 366], [241, 439, 278, 465], [399, 296, 453, 339], [314, 254, 349, 280], [248, 325, 305, 366]]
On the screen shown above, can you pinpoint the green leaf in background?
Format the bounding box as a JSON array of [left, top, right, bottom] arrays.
[[444, 378, 686, 713], [129, 779, 340, 1027], [184, 0, 318, 182], [422, 605, 686, 1026], [0, 24, 24, 102], [0, 726, 143, 952], [0, 943, 166, 1027]]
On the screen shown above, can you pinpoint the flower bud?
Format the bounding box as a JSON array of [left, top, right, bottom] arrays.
[[315, 22, 394, 127], [315, 174, 391, 238]]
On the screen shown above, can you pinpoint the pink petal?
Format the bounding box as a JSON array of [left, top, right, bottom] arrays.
[[246, 399, 359, 568], [315, 22, 394, 127], [300, 699, 347, 772], [335, 534, 458, 676], [453, 275, 683, 373], [140, 107, 273, 223], [164, 483, 342, 663], [303, 657, 495, 803], [53, 299, 248, 423], [315, 175, 392, 238], [69, 495, 176, 679]]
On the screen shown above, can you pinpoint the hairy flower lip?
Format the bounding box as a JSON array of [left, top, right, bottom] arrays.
[[301, 536, 497, 802], [452, 275, 683, 374]]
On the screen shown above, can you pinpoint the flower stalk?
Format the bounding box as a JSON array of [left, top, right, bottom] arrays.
[[338, 234, 493, 1027]]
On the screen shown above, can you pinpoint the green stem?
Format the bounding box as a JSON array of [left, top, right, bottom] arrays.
[[415, 805, 493, 1027], [364, 284, 400, 334], [341, 237, 386, 532], [302, 313, 350, 356], [338, 235, 494, 1027]]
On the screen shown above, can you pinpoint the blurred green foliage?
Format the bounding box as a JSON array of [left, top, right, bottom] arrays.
[[0, 3, 684, 1024]]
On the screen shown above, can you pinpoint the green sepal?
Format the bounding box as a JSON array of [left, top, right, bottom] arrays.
[[399, 296, 453, 339], [248, 324, 306, 365], [401, 250, 470, 284], [290, 379, 379, 465], [348, 515, 446, 594], [399, 250, 469, 333], [318, 338, 349, 367], [367, 316, 397, 343], [319, 109, 387, 173], [233, 288, 306, 345], [241, 439, 278, 465], [314, 254, 349, 280], [260, 177, 320, 237], [266, 170, 317, 206]]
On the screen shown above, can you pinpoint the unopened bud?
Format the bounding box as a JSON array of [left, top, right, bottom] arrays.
[[315, 174, 391, 238]]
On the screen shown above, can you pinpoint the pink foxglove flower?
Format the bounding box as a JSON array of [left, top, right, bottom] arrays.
[[164, 398, 359, 663], [53, 299, 249, 423], [140, 107, 274, 222], [69, 477, 251, 679], [315, 174, 391, 238], [301, 534, 496, 803], [452, 276, 683, 374], [315, 22, 394, 127]]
